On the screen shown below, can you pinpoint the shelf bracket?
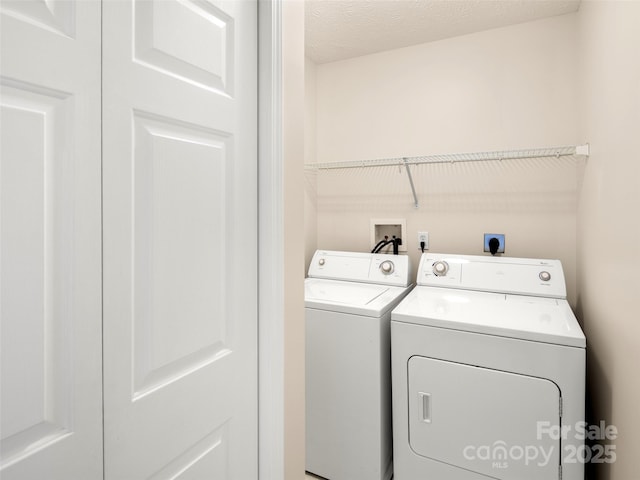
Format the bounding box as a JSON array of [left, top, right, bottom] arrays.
[[403, 158, 419, 209], [575, 143, 590, 156]]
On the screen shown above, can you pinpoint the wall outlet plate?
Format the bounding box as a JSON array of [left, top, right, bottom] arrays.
[[418, 231, 429, 250], [371, 218, 407, 253], [484, 233, 505, 254]]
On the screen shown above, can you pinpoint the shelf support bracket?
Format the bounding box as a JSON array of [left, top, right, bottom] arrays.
[[403, 158, 419, 209], [575, 143, 590, 156]]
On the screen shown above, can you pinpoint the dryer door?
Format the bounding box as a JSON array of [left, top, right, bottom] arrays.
[[408, 356, 561, 479]]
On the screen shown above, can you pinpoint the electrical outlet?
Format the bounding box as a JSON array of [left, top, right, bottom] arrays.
[[418, 231, 429, 251], [484, 233, 505, 254]]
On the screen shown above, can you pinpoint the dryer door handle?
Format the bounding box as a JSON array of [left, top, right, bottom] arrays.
[[419, 392, 432, 423]]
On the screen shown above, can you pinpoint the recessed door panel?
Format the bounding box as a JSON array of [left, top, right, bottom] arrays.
[[408, 356, 560, 479], [134, 0, 233, 94], [0, 0, 75, 37], [146, 423, 229, 480], [0, 84, 73, 459], [131, 111, 232, 399]]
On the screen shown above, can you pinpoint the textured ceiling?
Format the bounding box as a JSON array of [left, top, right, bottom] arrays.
[[305, 0, 581, 64]]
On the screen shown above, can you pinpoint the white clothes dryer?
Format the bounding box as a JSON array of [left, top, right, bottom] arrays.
[[391, 253, 585, 480], [305, 250, 412, 480]]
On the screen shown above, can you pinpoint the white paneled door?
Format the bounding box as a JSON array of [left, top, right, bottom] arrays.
[[0, 0, 103, 478], [2, 0, 258, 478], [102, 1, 258, 479]]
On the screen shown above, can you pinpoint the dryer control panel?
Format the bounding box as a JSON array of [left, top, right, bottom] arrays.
[[417, 253, 566, 298], [309, 250, 410, 287]]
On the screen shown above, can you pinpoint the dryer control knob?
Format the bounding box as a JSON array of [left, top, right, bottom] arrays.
[[539, 271, 551, 282], [318, 258, 325, 266], [433, 261, 449, 276], [380, 260, 394, 275]]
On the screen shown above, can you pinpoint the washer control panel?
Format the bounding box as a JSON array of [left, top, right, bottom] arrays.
[[417, 253, 567, 298], [309, 250, 410, 287]]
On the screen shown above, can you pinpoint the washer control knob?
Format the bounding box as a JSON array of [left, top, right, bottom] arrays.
[[539, 271, 551, 282], [380, 260, 394, 275], [433, 261, 449, 276], [318, 258, 325, 266]]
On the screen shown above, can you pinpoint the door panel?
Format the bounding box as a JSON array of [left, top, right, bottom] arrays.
[[1, 83, 73, 454], [133, 0, 234, 93], [103, 1, 258, 478], [0, 1, 102, 478], [131, 111, 232, 400], [408, 356, 560, 479]]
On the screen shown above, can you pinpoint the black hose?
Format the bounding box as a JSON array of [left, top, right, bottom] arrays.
[[371, 239, 388, 253], [373, 240, 393, 253], [373, 237, 402, 255]]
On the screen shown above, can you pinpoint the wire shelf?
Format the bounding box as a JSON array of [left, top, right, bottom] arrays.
[[304, 144, 589, 170], [304, 144, 589, 209]]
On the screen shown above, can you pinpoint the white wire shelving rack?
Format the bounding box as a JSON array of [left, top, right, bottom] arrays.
[[304, 143, 589, 208]]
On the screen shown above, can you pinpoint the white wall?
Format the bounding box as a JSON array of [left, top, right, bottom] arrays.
[[309, 13, 582, 305], [577, 2, 640, 479]]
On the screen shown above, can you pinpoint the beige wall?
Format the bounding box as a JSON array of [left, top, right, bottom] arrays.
[[309, 14, 582, 305], [577, 2, 640, 479], [304, 57, 318, 272], [303, 5, 640, 478], [283, 1, 305, 478]]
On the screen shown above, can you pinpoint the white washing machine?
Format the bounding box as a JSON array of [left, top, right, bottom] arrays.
[[305, 250, 412, 480], [391, 253, 586, 480]]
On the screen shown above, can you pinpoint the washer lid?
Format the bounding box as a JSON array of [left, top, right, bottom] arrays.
[[305, 278, 411, 317], [392, 286, 585, 348]]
